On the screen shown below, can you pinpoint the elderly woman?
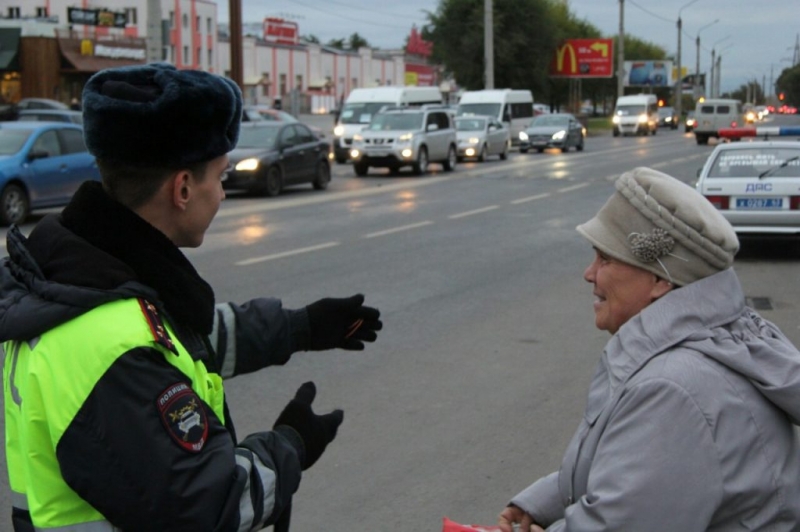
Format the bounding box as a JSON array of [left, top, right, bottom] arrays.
[[498, 167, 800, 531]]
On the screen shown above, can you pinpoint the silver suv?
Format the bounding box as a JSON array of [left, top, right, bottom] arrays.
[[350, 106, 458, 176]]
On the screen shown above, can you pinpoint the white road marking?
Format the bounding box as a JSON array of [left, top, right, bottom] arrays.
[[363, 221, 434, 238], [448, 205, 499, 219], [557, 183, 591, 193], [510, 193, 550, 204], [236, 241, 340, 265]]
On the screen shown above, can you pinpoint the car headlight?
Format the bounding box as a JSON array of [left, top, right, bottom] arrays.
[[234, 158, 260, 171], [397, 133, 413, 143], [552, 130, 566, 140], [638, 114, 648, 123], [612, 116, 620, 124], [333, 125, 344, 136], [519, 131, 529, 141], [468, 137, 480, 144], [665, 117, 672, 122]]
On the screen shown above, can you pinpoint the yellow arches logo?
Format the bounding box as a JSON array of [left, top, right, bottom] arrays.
[[555, 43, 578, 74]]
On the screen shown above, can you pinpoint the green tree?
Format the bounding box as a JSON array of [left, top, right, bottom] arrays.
[[348, 33, 370, 50], [326, 38, 346, 50], [775, 64, 800, 106], [302, 34, 320, 44]]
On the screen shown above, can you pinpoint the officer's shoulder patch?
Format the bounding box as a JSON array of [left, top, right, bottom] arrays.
[[138, 299, 177, 355], [156, 382, 209, 453]]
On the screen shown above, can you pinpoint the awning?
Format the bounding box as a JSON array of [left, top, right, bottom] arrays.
[[0, 28, 20, 71], [60, 48, 146, 73]]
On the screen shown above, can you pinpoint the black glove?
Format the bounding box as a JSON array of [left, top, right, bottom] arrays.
[[273, 382, 344, 470], [305, 294, 382, 351]]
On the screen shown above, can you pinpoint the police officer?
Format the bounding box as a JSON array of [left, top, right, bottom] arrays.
[[1, 63, 382, 531]]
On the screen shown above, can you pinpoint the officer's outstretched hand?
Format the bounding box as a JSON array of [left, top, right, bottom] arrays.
[[305, 294, 382, 351], [273, 382, 344, 470]]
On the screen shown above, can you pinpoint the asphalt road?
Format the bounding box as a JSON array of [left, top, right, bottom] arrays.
[[1, 120, 799, 530]]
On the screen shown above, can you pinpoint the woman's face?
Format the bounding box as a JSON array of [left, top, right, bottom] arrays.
[[583, 248, 672, 334]]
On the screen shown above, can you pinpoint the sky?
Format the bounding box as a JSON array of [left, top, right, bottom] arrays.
[[220, 0, 799, 95]]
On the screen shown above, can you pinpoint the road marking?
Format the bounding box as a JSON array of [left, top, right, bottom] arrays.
[[236, 241, 340, 265], [448, 205, 499, 219], [511, 193, 550, 204], [363, 221, 433, 238], [557, 183, 591, 193]]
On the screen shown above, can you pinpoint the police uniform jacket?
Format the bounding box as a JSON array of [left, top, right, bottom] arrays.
[[0, 181, 312, 531]]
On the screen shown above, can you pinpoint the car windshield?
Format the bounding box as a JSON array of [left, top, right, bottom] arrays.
[[366, 112, 424, 131], [707, 148, 800, 178], [236, 126, 280, 149], [456, 118, 487, 131], [261, 110, 298, 123], [615, 105, 644, 116], [457, 103, 501, 118], [0, 129, 32, 155], [340, 102, 394, 124], [531, 115, 569, 127], [658, 108, 674, 116]]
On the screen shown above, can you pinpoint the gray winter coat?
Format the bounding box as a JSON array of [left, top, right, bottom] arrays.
[[510, 268, 800, 531]]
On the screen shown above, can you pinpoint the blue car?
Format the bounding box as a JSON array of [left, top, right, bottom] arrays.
[[0, 122, 100, 225]]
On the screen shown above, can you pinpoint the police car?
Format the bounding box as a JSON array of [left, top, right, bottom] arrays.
[[695, 140, 800, 234]]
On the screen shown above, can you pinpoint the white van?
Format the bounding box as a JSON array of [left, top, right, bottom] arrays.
[[693, 98, 745, 145], [332, 86, 443, 163], [456, 89, 533, 145], [612, 94, 658, 136]]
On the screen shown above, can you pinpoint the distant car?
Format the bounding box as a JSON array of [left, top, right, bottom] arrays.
[[224, 122, 331, 197], [533, 103, 552, 116], [455, 116, 509, 161], [518, 113, 584, 153], [695, 141, 800, 234], [16, 98, 69, 111], [657, 106, 678, 129], [17, 109, 83, 125], [0, 122, 100, 225], [242, 106, 326, 138], [684, 111, 697, 133]]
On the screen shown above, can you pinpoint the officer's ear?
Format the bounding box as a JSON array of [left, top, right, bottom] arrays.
[[169, 170, 192, 211]]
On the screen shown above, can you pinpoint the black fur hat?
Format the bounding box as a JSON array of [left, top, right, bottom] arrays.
[[82, 62, 242, 168]]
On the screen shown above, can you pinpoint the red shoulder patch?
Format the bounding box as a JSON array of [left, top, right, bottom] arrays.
[[138, 299, 177, 354], [156, 382, 209, 453]]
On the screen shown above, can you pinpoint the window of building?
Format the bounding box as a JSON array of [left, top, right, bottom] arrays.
[[196, 16, 200, 32], [125, 8, 137, 25], [8, 7, 21, 19], [261, 73, 270, 96], [279, 73, 287, 96], [183, 46, 189, 65], [196, 47, 201, 65], [295, 75, 303, 92], [351, 77, 358, 90], [207, 18, 212, 33], [207, 49, 213, 66], [182, 13, 188, 28], [36, 7, 48, 17], [163, 46, 170, 61], [169, 11, 174, 28]]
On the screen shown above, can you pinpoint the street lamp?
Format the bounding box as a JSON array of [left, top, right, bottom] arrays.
[[675, 0, 700, 118], [695, 19, 719, 98], [709, 35, 730, 98], [715, 44, 733, 97]]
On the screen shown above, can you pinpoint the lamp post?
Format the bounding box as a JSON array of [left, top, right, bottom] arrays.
[[675, 0, 700, 119], [709, 35, 730, 98], [715, 45, 733, 97], [695, 19, 719, 99], [617, 0, 625, 98]]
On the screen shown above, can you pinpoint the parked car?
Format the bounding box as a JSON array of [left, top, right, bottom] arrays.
[[657, 106, 678, 129], [350, 106, 458, 176], [16, 98, 69, 111], [454, 116, 509, 161], [695, 141, 800, 234], [0, 122, 100, 225], [242, 105, 326, 138], [684, 111, 697, 133], [518, 113, 584, 153], [17, 109, 83, 124], [224, 122, 331, 197]]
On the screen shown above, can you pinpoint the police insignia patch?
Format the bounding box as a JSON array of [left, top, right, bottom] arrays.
[[157, 382, 208, 453]]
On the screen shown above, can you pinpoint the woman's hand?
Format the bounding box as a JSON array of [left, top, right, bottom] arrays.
[[498, 505, 543, 532]]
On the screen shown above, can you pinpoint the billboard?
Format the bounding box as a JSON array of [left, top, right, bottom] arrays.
[[623, 60, 674, 87], [263, 18, 298, 46], [550, 39, 614, 78], [67, 7, 127, 28]]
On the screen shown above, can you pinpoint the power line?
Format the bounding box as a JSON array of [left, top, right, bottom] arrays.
[[627, 0, 673, 24], [285, 0, 420, 30], [311, 0, 423, 21]]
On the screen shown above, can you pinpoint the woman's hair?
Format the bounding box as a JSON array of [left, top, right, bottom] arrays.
[[96, 159, 210, 210]]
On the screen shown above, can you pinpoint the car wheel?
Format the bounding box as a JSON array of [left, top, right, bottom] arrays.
[[576, 139, 584, 151], [312, 161, 330, 190], [477, 144, 487, 162], [561, 146, 569, 153], [457, 156, 464, 163], [499, 141, 508, 160], [536, 148, 544, 153], [696, 134, 708, 145], [520, 147, 529, 154], [613, 129, 620, 137], [354, 161, 369, 176], [442, 145, 457, 171], [335, 155, 348, 164], [263, 166, 283, 197], [0, 183, 29, 226], [651, 127, 657, 136], [412, 146, 428, 176]]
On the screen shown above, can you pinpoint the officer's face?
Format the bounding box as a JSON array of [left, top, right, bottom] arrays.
[[178, 155, 228, 248]]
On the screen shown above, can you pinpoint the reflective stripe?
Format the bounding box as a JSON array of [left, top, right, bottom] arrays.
[[8, 341, 22, 406], [215, 303, 237, 378], [11, 490, 28, 509], [251, 452, 277, 528], [34, 520, 121, 531], [234, 452, 256, 531], [234, 449, 277, 530]]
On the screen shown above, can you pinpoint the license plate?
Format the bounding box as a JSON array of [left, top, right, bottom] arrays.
[[735, 197, 784, 209], [531, 141, 547, 146]]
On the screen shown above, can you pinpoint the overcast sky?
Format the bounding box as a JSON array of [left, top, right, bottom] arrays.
[[223, 0, 799, 95]]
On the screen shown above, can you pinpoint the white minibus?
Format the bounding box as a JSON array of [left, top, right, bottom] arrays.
[[456, 89, 534, 145]]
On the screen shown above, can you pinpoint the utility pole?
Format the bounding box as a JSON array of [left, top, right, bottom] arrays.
[[145, 0, 162, 63], [709, 48, 715, 98], [228, 0, 243, 91], [484, 0, 494, 89], [617, 0, 625, 97], [675, 15, 683, 116]]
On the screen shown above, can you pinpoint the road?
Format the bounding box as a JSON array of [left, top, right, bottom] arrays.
[[1, 122, 799, 530]]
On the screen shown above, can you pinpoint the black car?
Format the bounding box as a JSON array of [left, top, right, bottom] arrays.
[[225, 122, 331, 197], [657, 106, 678, 129], [518, 113, 584, 153]]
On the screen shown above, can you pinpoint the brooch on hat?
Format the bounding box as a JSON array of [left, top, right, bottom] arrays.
[[628, 228, 687, 284]]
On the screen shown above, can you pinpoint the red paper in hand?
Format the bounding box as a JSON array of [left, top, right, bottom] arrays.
[[442, 517, 506, 532]]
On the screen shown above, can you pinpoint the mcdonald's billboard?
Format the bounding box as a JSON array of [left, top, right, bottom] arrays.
[[549, 39, 614, 78]]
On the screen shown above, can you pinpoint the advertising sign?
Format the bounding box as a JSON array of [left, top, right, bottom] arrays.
[[68, 7, 127, 28], [263, 18, 299, 46], [549, 39, 614, 78], [623, 60, 674, 87]]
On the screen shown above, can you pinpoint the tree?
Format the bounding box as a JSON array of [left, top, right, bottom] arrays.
[[775, 64, 800, 106], [326, 38, 346, 50], [348, 33, 370, 50], [302, 34, 320, 44]]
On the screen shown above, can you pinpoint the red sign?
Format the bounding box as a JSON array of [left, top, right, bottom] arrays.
[[406, 26, 432, 57], [263, 18, 298, 45], [549, 38, 614, 78]]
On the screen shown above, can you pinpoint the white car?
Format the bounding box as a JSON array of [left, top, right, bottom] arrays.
[[455, 116, 509, 161], [695, 141, 800, 234]]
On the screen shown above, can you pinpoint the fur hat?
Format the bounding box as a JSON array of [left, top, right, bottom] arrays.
[[576, 167, 739, 286], [82, 62, 242, 168]]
